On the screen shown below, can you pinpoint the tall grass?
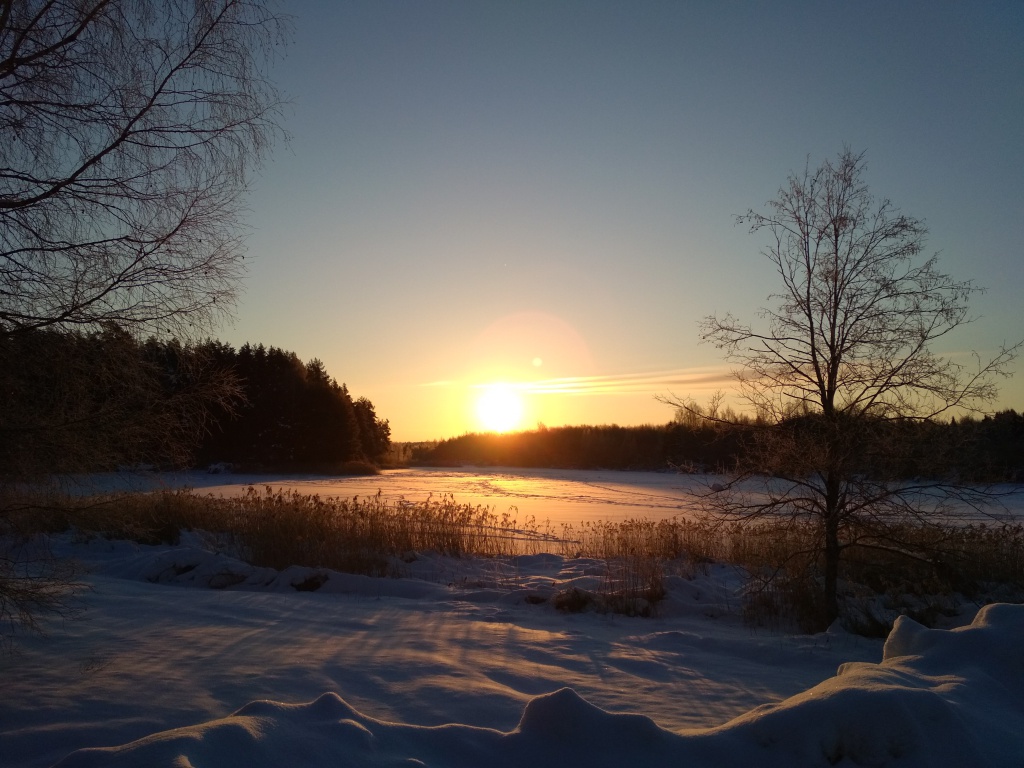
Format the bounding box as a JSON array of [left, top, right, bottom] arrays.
[[555, 518, 723, 616], [714, 518, 1024, 632], [9, 486, 1024, 630], [99, 487, 552, 574]]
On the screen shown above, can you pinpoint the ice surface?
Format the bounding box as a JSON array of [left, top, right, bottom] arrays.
[[69, 466, 1024, 526], [58, 467, 722, 526]]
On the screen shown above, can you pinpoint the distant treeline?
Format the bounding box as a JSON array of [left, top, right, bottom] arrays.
[[0, 328, 390, 476], [414, 412, 1024, 482], [191, 341, 391, 471], [414, 423, 742, 472]]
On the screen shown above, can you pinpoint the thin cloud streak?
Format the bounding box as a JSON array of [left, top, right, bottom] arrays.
[[421, 367, 735, 396], [522, 367, 734, 396]]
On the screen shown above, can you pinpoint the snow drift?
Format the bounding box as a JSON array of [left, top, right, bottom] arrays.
[[51, 603, 1024, 768]]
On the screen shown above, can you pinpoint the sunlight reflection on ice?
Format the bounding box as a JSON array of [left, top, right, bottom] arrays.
[[73, 466, 1024, 530]]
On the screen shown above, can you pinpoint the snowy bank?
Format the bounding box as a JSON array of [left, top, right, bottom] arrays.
[[46, 604, 1024, 767], [1, 528, 1020, 768]]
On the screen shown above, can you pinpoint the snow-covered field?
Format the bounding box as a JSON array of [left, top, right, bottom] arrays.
[[4, 468, 1024, 767]]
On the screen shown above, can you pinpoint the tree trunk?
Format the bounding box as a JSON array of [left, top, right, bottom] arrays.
[[822, 471, 841, 627]]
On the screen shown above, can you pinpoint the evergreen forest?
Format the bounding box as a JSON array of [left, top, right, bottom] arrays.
[[0, 329, 391, 476]]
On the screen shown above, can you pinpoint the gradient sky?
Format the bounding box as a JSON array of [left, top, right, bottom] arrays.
[[227, 1, 1024, 441]]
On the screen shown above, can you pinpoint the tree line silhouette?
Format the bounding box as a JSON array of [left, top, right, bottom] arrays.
[[190, 341, 391, 471], [0, 329, 390, 476], [4, 326, 1019, 481], [414, 412, 1024, 482]]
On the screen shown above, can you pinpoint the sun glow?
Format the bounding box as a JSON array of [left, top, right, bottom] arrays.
[[475, 384, 524, 433]]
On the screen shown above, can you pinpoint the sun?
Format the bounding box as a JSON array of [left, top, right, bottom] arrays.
[[475, 383, 524, 433]]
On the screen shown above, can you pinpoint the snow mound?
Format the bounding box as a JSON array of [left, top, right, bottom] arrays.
[[52, 604, 1024, 768], [76, 533, 454, 600], [700, 601, 1024, 766], [52, 688, 682, 768]]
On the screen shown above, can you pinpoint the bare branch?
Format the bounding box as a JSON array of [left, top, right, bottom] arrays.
[[0, 0, 290, 339], [689, 148, 1022, 629]]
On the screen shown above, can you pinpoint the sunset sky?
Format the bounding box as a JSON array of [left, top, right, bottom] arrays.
[[227, 1, 1024, 441]]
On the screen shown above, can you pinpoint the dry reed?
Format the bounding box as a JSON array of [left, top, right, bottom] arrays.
[[7, 485, 1023, 629]]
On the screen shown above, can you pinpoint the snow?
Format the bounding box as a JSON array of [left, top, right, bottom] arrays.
[[61, 467, 719, 526], [72, 466, 1024, 526], [3, 469, 1024, 767]]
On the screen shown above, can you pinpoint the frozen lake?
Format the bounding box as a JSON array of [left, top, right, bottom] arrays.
[[80, 467, 713, 527], [73, 465, 1024, 528]]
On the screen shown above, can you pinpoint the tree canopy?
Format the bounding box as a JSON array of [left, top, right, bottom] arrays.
[[687, 148, 1021, 628], [705, 148, 1016, 423], [194, 342, 392, 470], [1, 0, 287, 338]]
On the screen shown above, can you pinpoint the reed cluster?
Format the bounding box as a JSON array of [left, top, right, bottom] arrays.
[[8, 486, 1023, 630]]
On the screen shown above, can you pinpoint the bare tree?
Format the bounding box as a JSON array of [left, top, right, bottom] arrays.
[[685, 148, 1019, 627], [0, 0, 287, 643], [1, 0, 288, 338]]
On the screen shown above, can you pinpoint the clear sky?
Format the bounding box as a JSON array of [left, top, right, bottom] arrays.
[[226, 1, 1024, 441]]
